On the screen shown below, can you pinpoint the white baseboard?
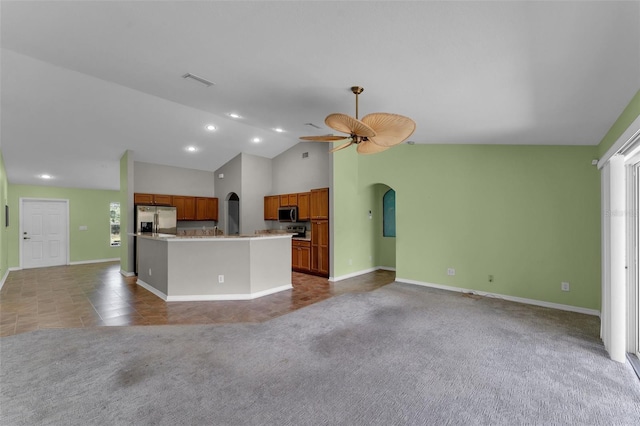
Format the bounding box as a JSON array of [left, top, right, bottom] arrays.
[[396, 277, 601, 317], [166, 284, 293, 302], [0, 269, 10, 291], [69, 258, 120, 265], [120, 270, 136, 277], [136, 279, 168, 301], [330, 266, 396, 282], [136, 280, 292, 302]]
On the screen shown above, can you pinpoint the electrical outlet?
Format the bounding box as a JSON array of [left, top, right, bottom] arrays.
[[488, 275, 494, 283], [348, 259, 352, 266], [218, 275, 224, 284], [148, 268, 152, 276], [447, 268, 455, 276], [561, 281, 570, 292]]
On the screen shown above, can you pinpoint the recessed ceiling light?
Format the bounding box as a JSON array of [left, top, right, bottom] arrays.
[[39, 174, 52, 179], [273, 128, 285, 133], [205, 124, 217, 131], [252, 138, 261, 143], [227, 113, 241, 119], [186, 146, 198, 152]]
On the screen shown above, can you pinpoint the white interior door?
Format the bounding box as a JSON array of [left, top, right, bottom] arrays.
[[21, 199, 68, 268]]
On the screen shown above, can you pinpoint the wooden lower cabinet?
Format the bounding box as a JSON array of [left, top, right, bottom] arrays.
[[292, 240, 311, 272], [311, 220, 329, 277]]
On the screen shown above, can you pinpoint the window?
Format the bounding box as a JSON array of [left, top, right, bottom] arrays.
[[383, 189, 396, 237], [110, 202, 121, 246]]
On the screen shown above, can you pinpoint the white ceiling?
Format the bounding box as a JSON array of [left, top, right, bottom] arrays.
[[1, 1, 639, 190]]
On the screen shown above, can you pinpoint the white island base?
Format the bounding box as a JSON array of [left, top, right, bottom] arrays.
[[136, 234, 293, 301]]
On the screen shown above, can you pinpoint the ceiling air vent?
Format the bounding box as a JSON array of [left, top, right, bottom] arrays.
[[181, 73, 215, 87]]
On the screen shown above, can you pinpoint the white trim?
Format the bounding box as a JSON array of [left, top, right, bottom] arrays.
[[69, 258, 120, 265], [136, 279, 168, 300], [598, 114, 640, 169], [19, 197, 70, 269], [120, 269, 136, 277], [0, 269, 10, 291], [165, 284, 293, 302], [8, 267, 21, 271], [136, 280, 292, 302], [329, 266, 396, 282], [395, 277, 600, 317]]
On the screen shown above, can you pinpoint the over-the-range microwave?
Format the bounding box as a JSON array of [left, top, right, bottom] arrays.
[[278, 206, 298, 222]]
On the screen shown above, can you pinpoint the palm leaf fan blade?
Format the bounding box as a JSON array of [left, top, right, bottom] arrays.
[[299, 135, 348, 142], [356, 140, 390, 154], [361, 113, 416, 147], [325, 113, 376, 138], [329, 139, 353, 153]]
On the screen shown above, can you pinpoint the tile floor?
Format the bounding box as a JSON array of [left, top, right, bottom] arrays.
[[0, 262, 395, 337]]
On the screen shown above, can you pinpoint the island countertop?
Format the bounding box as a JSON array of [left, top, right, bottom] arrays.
[[134, 232, 293, 241]]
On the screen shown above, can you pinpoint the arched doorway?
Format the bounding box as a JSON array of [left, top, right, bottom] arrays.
[[369, 183, 396, 270], [226, 192, 240, 235]]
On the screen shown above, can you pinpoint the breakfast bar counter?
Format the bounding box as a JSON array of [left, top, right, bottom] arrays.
[[135, 234, 293, 301]]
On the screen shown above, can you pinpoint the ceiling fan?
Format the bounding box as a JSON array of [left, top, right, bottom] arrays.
[[300, 86, 416, 154]]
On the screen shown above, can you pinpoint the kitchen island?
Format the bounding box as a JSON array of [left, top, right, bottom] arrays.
[[135, 233, 292, 301]]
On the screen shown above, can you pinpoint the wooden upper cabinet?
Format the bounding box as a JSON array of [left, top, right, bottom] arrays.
[[209, 198, 219, 221], [297, 192, 310, 221], [173, 196, 195, 220], [310, 188, 329, 220], [134, 193, 154, 205], [264, 195, 279, 220], [196, 197, 218, 221], [279, 193, 298, 207], [134, 193, 172, 205], [153, 194, 172, 205]]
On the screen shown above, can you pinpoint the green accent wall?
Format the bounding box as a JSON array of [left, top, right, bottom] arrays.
[[333, 144, 601, 310], [0, 151, 8, 281], [7, 185, 120, 267], [598, 89, 640, 157]]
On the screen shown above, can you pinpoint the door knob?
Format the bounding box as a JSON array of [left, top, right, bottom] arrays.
[[23, 236, 30, 240]]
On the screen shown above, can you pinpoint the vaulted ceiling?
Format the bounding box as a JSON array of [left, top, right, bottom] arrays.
[[2, 1, 639, 190]]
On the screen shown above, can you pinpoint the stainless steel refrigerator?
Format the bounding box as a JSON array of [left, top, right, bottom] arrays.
[[135, 205, 177, 234], [134, 205, 177, 274]]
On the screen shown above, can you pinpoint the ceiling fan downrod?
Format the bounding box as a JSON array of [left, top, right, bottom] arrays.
[[351, 86, 364, 119]]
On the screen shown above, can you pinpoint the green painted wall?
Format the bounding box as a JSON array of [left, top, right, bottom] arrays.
[[0, 151, 8, 281], [598, 89, 640, 157], [120, 151, 130, 272], [7, 185, 120, 267], [333, 144, 601, 310]]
